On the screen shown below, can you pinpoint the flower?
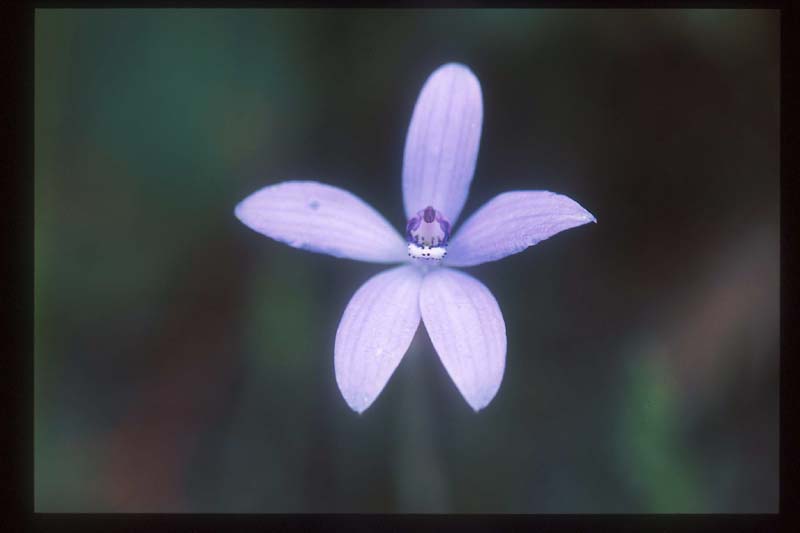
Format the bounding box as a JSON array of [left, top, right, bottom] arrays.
[[235, 63, 595, 413]]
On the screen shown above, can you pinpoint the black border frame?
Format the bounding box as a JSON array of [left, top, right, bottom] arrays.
[[6, 1, 795, 530]]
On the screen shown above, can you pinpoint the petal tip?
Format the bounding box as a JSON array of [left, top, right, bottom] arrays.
[[425, 62, 482, 102], [559, 195, 596, 226], [338, 387, 374, 414], [469, 401, 485, 413], [436, 61, 476, 76], [233, 199, 247, 222], [466, 393, 497, 413], [353, 402, 370, 415]]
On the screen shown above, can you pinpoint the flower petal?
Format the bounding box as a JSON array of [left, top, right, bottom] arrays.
[[419, 268, 506, 411], [335, 265, 423, 413], [445, 191, 596, 268], [235, 181, 407, 264], [402, 63, 483, 225]]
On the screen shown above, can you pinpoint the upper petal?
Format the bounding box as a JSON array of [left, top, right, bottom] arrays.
[[235, 181, 407, 264], [402, 63, 483, 225], [445, 191, 596, 268], [420, 268, 506, 411], [335, 265, 423, 413]]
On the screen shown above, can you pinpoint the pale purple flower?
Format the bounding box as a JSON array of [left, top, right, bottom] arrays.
[[235, 63, 595, 413]]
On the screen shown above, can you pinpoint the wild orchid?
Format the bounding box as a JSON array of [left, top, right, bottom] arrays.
[[235, 63, 595, 413]]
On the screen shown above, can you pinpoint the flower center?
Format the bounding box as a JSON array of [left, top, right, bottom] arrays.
[[405, 206, 451, 261]]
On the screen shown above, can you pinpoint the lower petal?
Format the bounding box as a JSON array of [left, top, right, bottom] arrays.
[[419, 268, 506, 411], [334, 265, 423, 413]]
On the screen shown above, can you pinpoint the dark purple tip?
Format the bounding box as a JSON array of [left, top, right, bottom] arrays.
[[423, 206, 436, 223]]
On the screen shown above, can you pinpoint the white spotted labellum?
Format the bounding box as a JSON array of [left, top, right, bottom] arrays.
[[235, 63, 595, 413]]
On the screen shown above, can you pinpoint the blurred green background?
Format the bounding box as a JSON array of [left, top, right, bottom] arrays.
[[34, 9, 779, 512]]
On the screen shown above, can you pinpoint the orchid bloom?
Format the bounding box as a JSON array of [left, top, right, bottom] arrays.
[[235, 63, 595, 413]]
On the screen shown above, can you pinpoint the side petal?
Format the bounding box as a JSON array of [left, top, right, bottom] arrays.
[[419, 268, 506, 411], [402, 63, 483, 225], [445, 191, 596, 268], [335, 265, 423, 413], [235, 181, 407, 264]]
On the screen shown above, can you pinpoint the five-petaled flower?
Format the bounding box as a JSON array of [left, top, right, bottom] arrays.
[[235, 63, 595, 413]]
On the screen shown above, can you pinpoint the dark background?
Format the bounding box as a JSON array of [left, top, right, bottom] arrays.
[[35, 9, 779, 512]]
